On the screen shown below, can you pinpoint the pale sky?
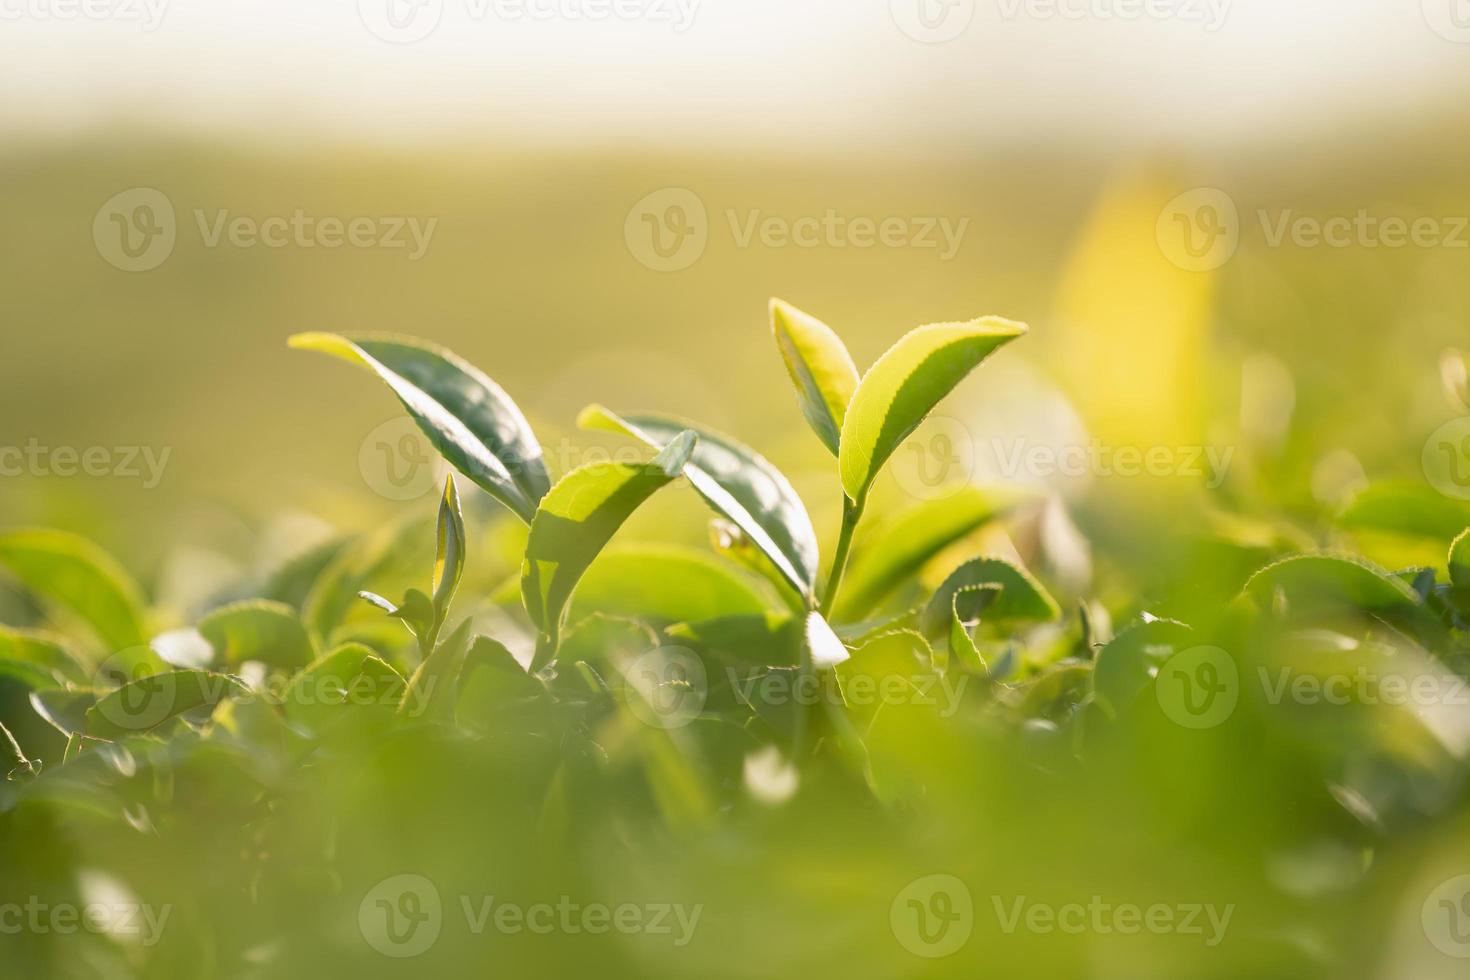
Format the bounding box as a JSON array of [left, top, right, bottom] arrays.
[[2, 0, 1467, 151]]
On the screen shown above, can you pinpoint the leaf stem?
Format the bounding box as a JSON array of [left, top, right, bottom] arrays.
[[531, 627, 559, 673], [818, 496, 864, 618]]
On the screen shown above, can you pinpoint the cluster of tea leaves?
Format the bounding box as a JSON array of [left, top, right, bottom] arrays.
[[2, 303, 1470, 980]]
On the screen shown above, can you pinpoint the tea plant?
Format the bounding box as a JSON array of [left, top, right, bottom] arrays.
[[2, 301, 1469, 979]]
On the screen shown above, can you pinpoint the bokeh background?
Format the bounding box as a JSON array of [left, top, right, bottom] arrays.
[[4, 2, 1470, 977]]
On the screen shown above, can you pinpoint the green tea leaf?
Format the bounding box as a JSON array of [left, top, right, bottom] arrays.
[[838, 317, 1026, 506], [769, 298, 859, 456], [289, 332, 550, 523], [521, 431, 697, 641], [832, 487, 1032, 621], [198, 600, 316, 670], [921, 556, 1060, 638], [1091, 618, 1193, 715], [29, 689, 96, 736], [948, 585, 1001, 675], [580, 405, 819, 601], [0, 626, 88, 690], [86, 669, 247, 740], [1243, 554, 1423, 617], [0, 528, 147, 652], [432, 475, 466, 628], [1, 721, 39, 782], [570, 544, 773, 623], [1338, 481, 1470, 542], [400, 618, 474, 722], [708, 520, 806, 614], [1450, 528, 1470, 590], [283, 643, 406, 731]]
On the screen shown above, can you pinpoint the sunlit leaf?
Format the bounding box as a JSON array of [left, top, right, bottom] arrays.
[[521, 431, 696, 643], [921, 556, 1060, 638], [569, 544, 773, 624], [769, 298, 859, 456], [832, 487, 1032, 621], [0, 529, 147, 652], [1338, 481, 1470, 542], [580, 405, 818, 600], [289, 332, 550, 523], [432, 475, 466, 628], [838, 317, 1026, 506]]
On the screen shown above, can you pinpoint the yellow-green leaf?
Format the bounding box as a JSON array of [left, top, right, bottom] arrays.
[[838, 317, 1026, 506], [0, 529, 148, 653], [770, 298, 859, 456], [832, 487, 1032, 622], [521, 431, 697, 639]]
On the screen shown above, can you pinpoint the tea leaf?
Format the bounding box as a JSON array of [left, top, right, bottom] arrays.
[[0, 529, 147, 652], [289, 333, 549, 523], [283, 643, 406, 731], [838, 317, 1026, 506], [832, 487, 1032, 621], [580, 405, 819, 601], [85, 670, 247, 740], [432, 475, 466, 628], [769, 298, 859, 456], [570, 544, 773, 624], [0, 626, 88, 690], [921, 557, 1060, 639], [198, 600, 316, 670], [521, 431, 697, 642]]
